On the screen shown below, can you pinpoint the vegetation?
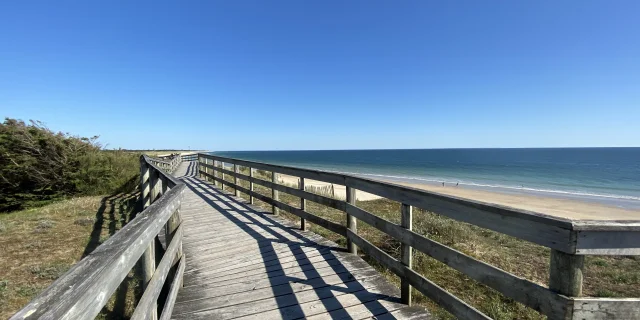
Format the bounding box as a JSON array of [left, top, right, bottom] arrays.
[[0, 193, 140, 319], [214, 168, 639, 320], [0, 118, 140, 212]]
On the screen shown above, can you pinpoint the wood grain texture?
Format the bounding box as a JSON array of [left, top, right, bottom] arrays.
[[12, 185, 184, 320], [201, 171, 347, 236], [346, 186, 357, 255], [168, 165, 430, 320], [346, 229, 490, 320], [132, 226, 184, 320], [571, 298, 640, 319], [346, 203, 568, 319], [401, 203, 413, 306], [159, 256, 186, 320]]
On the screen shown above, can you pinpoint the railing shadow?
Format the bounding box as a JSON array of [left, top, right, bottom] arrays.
[[178, 175, 400, 319], [81, 191, 141, 319]]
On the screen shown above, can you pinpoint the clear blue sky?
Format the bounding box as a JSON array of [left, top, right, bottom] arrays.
[[1, 1, 639, 150]]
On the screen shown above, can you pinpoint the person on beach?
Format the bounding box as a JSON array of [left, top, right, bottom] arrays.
[[442, 182, 445, 187], [456, 182, 459, 187]]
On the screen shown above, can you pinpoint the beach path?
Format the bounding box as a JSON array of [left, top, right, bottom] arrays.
[[169, 161, 429, 320]]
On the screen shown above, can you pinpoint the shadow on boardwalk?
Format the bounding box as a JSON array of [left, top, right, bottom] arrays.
[[170, 162, 427, 319]]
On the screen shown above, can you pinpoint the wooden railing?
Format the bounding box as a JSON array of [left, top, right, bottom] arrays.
[[13, 155, 185, 320], [198, 153, 640, 320], [148, 153, 182, 173], [180, 153, 198, 162]]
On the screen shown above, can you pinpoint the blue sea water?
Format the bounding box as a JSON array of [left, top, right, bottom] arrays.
[[210, 148, 640, 210]]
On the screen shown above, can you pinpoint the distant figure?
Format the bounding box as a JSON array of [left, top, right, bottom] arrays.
[[456, 182, 459, 187], [442, 182, 445, 187]]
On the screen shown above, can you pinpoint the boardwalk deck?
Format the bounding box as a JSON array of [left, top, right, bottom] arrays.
[[170, 161, 429, 320]]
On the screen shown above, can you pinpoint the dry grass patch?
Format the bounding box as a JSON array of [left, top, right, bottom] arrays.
[[0, 193, 139, 319]]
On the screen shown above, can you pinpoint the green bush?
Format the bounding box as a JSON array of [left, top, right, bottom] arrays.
[[0, 118, 140, 212]]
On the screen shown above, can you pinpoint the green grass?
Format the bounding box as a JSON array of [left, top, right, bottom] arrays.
[[206, 166, 640, 319], [0, 193, 141, 319]]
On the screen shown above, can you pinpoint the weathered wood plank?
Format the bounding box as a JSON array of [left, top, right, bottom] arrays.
[[201, 153, 347, 185], [346, 203, 567, 318], [346, 186, 357, 254], [571, 298, 640, 319], [202, 164, 345, 211], [346, 229, 491, 320], [575, 230, 640, 255], [131, 225, 184, 320], [401, 203, 413, 306], [173, 271, 383, 316], [12, 185, 184, 320], [159, 255, 186, 320], [202, 172, 347, 236], [183, 248, 337, 285]]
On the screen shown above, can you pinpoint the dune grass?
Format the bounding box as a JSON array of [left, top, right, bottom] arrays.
[[0, 193, 141, 319], [209, 167, 640, 319]]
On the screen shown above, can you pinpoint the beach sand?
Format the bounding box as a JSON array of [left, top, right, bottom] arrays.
[[278, 175, 639, 221]]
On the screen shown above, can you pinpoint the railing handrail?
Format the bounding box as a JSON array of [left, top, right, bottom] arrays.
[[198, 154, 640, 252], [197, 152, 640, 320], [146, 153, 183, 174], [13, 156, 186, 320]]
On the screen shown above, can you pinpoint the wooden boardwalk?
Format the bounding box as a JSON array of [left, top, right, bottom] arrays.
[[170, 161, 429, 320]]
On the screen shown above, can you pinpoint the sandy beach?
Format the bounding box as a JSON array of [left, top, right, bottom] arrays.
[[279, 175, 639, 221]]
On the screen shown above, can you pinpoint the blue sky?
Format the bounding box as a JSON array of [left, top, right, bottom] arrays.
[[1, 1, 639, 150]]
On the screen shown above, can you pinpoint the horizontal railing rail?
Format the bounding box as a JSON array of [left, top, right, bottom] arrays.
[[180, 153, 198, 161], [13, 155, 186, 320], [197, 153, 640, 320], [148, 153, 182, 173]]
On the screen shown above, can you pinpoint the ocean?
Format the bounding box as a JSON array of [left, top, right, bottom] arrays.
[[210, 148, 640, 210]]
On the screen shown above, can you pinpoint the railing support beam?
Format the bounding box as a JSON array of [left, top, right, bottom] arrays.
[[272, 171, 279, 215], [300, 178, 307, 230], [142, 241, 157, 320], [249, 168, 254, 205], [234, 164, 239, 197], [401, 203, 413, 306], [346, 186, 357, 255], [549, 249, 584, 320]]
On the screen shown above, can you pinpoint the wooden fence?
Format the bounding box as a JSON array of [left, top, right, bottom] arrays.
[[149, 153, 183, 173], [13, 155, 186, 320], [180, 153, 198, 162], [198, 153, 640, 320]]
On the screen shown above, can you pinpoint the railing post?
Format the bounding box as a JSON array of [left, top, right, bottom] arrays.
[[300, 178, 307, 230], [221, 162, 225, 191], [346, 186, 357, 254], [160, 175, 168, 196], [401, 203, 413, 305], [202, 157, 206, 180], [166, 207, 183, 268], [249, 167, 254, 205], [549, 249, 584, 319], [151, 170, 162, 203], [272, 171, 279, 215], [142, 241, 157, 320], [213, 160, 218, 187], [140, 158, 151, 209], [234, 164, 239, 197]]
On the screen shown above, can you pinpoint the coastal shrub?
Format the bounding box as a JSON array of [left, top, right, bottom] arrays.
[[0, 118, 140, 212]]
